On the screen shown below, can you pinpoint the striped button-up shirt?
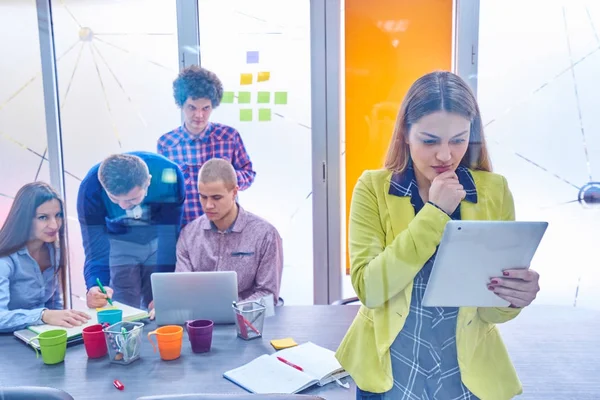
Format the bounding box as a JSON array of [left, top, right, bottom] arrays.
[[158, 123, 256, 226], [175, 205, 283, 303]]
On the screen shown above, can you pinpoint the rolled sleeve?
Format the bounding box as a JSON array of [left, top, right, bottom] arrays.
[[232, 132, 256, 190]]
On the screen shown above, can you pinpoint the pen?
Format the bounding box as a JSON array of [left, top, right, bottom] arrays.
[[243, 316, 260, 334], [96, 278, 113, 306], [277, 356, 303, 372], [233, 301, 260, 335]]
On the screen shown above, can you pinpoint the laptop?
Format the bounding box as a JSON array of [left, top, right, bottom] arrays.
[[151, 271, 238, 325], [422, 220, 548, 308]]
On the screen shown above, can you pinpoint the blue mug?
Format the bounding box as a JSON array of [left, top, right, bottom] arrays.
[[97, 309, 123, 326]]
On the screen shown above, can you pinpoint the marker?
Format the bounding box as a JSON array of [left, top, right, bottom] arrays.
[[277, 356, 303, 372], [96, 278, 113, 306], [113, 379, 124, 390]]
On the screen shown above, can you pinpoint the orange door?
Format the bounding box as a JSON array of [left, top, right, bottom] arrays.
[[345, 0, 453, 273]]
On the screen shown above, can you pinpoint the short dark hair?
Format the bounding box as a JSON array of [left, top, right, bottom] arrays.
[[98, 154, 150, 196], [172, 65, 224, 108]]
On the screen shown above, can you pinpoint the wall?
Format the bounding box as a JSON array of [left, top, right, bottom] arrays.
[[0, 0, 313, 304], [343, 0, 453, 273], [477, 0, 600, 309]]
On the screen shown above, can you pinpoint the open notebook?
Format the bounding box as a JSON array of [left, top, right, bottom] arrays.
[[224, 342, 349, 394], [16, 296, 148, 342]]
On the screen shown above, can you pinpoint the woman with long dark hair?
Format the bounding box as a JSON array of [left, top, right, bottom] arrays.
[[0, 182, 90, 332], [336, 71, 541, 399]]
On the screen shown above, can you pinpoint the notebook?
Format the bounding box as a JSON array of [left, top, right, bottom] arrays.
[[223, 342, 349, 394], [14, 296, 149, 348]]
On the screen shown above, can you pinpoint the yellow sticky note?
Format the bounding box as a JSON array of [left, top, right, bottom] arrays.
[[270, 337, 298, 350], [240, 73, 253, 85], [257, 71, 270, 82]]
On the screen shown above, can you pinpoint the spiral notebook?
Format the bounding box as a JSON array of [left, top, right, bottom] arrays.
[[223, 342, 349, 394]]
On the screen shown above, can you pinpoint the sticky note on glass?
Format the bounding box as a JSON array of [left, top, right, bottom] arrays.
[[246, 50, 259, 64], [221, 91, 234, 103], [240, 109, 252, 122], [258, 108, 271, 122], [257, 71, 270, 82], [274, 91, 288, 105], [240, 73, 253, 85], [238, 91, 251, 104], [270, 338, 298, 350], [257, 91, 270, 104]]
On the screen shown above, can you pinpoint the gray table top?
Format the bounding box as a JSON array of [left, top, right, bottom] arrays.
[[2, 304, 600, 400], [0, 305, 359, 399]]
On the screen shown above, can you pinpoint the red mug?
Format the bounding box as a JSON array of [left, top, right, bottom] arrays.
[[82, 324, 108, 358]]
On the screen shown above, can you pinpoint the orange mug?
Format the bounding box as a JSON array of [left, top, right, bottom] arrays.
[[148, 325, 183, 361]]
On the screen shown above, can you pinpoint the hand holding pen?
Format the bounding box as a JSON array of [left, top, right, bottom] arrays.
[[86, 278, 114, 308]]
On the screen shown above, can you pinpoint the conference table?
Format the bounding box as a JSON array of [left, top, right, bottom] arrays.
[[0, 306, 358, 399], [1, 304, 600, 399]]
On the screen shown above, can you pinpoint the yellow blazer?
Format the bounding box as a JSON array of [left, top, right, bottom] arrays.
[[335, 168, 523, 400]]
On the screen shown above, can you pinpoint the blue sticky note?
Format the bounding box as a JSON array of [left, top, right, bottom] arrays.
[[246, 51, 259, 64]]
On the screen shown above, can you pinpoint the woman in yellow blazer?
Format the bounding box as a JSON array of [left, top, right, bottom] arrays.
[[336, 71, 541, 400]]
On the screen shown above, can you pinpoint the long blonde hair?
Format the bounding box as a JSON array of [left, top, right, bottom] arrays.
[[384, 71, 492, 173]]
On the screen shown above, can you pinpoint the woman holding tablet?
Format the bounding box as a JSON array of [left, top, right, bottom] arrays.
[[336, 71, 540, 400], [0, 182, 90, 332]]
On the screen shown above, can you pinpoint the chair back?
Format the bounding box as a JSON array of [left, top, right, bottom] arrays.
[[0, 386, 74, 400]]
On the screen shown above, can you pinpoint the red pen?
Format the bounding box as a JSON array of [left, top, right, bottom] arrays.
[[242, 316, 260, 335], [277, 356, 304, 371]]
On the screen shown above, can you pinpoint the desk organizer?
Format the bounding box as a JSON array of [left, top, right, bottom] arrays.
[[103, 321, 144, 365], [232, 301, 266, 340]]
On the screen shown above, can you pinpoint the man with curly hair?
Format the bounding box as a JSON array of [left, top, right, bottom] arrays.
[[158, 66, 256, 226]]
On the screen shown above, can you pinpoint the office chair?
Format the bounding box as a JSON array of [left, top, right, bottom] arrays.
[[137, 394, 325, 400], [331, 296, 359, 305], [0, 386, 74, 400]]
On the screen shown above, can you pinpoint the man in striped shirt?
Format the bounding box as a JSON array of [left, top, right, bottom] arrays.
[[158, 66, 256, 227]]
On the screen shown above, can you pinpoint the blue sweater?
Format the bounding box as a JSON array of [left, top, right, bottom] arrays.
[[78, 151, 185, 290]]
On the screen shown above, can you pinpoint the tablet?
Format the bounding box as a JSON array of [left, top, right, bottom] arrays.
[[422, 220, 548, 308]]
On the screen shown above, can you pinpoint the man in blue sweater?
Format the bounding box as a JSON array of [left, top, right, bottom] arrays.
[[78, 152, 185, 309]]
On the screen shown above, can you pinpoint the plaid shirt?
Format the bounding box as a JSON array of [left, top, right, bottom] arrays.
[[157, 123, 256, 226], [357, 165, 479, 400]]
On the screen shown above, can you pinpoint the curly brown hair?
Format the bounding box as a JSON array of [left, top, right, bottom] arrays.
[[172, 65, 224, 108]]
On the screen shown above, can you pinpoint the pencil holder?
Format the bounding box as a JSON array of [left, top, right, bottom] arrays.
[[232, 301, 266, 340], [103, 321, 144, 365]]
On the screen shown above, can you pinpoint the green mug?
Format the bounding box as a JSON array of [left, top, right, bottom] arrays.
[[28, 329, 68, 365]]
